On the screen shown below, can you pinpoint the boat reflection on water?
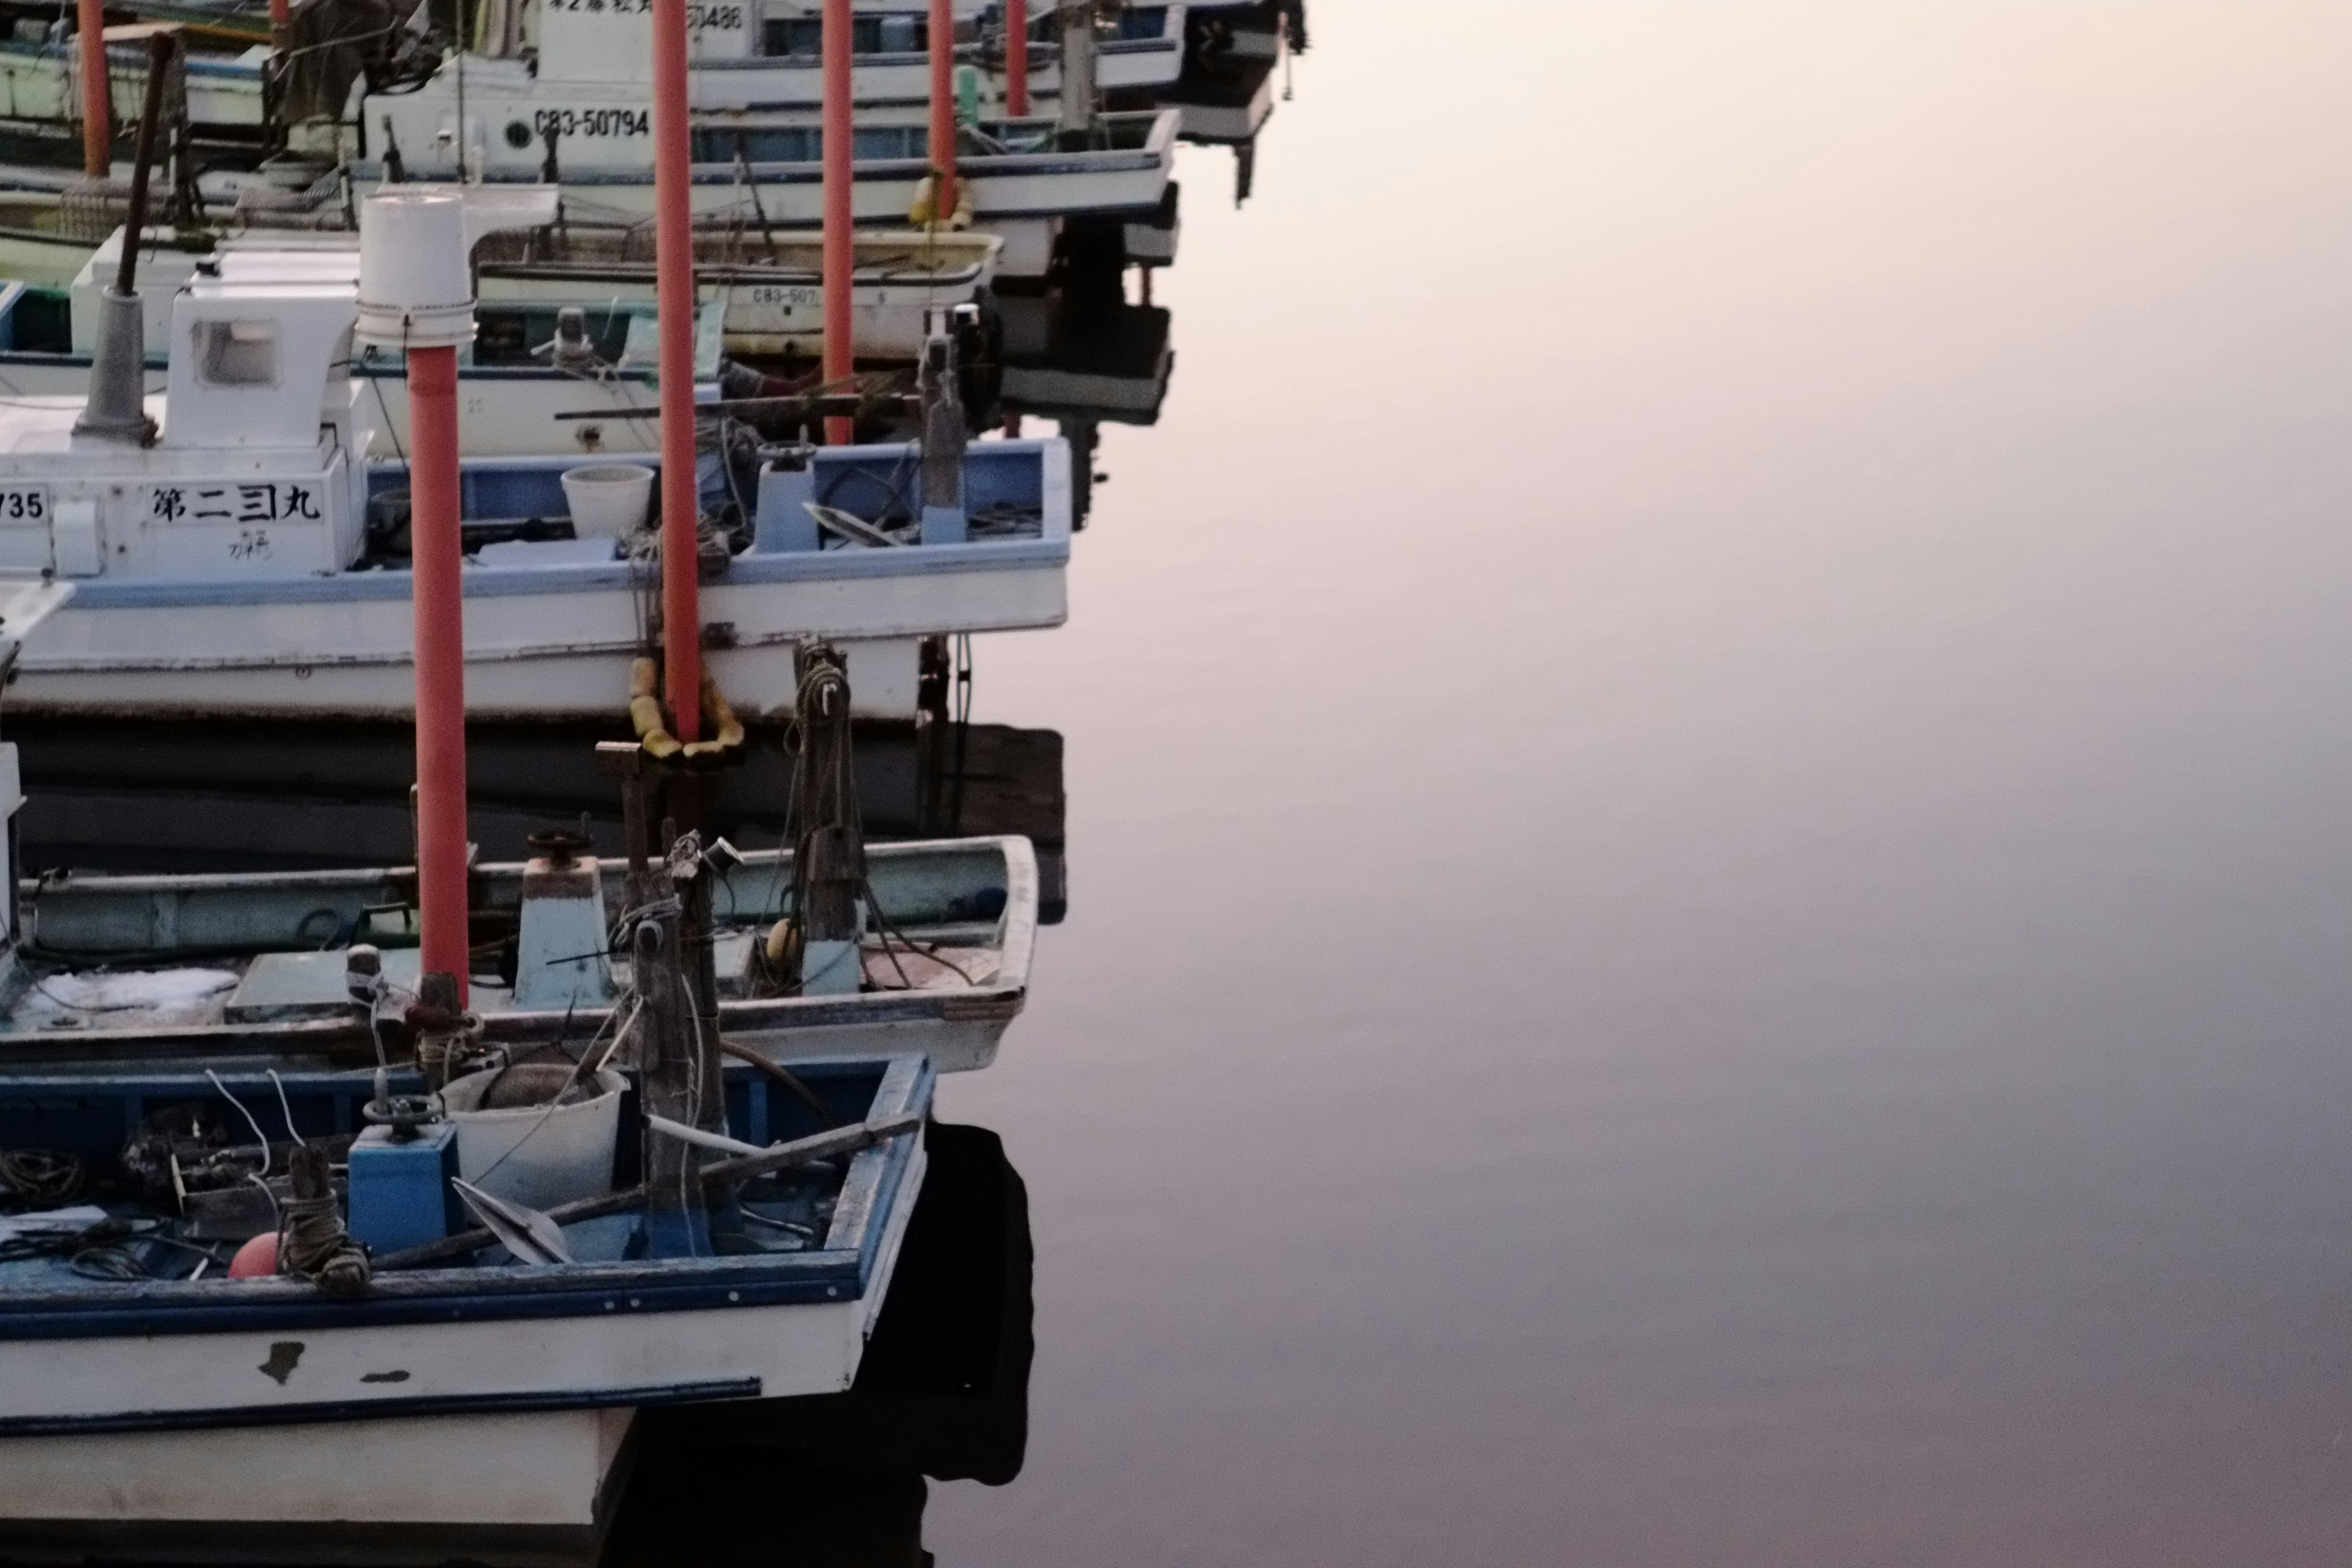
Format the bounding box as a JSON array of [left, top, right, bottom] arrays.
[[10, 712, 1068, 923], [606, 1122, 1033, 1567]]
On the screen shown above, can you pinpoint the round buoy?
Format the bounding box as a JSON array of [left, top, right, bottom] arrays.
[[228, 1232, 279, 1278]]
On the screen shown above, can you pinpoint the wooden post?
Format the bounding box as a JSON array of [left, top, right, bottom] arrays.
[[75, 0, 108, 177], [631, 848, 712, 1257], [651, 0, 701, 740], [927, 0, 956, 221], [407, 343, 469, 1006], [822, 0, 854, 447], [1005, 0, 1028, 116]]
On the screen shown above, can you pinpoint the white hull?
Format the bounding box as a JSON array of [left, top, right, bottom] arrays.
[[0, 1053, 926, 1542], [10, 549, 1071, 718], [0, 1134, 925, 1548], [0, 39, 263, 134], [0, 1412, 635, 1529], [357, 75, 1179, 277]]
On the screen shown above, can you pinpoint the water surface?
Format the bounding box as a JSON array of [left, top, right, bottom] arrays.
[[932, 4, 2352, 1562]]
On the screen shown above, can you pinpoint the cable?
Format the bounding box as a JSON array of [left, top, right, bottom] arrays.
[[266, 1068, 307, 1148], [205, 1069, 274, 1178]]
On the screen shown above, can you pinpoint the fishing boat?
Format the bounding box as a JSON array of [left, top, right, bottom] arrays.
[[0, 0, 1184, 164], [352, 91, 1180, 279], [0, 190, 1071, 720], [0, 629, 970, 1558], [596, 0, 1188, 108], [0, 222, 1008, 458], [0, 586, 1030, 1558], [11, 712, 1073, 920], [18, 829, 1038, 1071]]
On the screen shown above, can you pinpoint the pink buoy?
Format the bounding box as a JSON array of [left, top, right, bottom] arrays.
[[228, 1232, 279, 1278]]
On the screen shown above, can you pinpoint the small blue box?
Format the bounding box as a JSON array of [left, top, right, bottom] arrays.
[[347, 1123, 459, 1255]]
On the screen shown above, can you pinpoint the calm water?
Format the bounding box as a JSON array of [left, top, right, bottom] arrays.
[[930, 3, 2352, 1562]]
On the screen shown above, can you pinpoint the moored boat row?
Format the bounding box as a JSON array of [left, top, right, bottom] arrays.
[[0, 1, 1305, 1558]]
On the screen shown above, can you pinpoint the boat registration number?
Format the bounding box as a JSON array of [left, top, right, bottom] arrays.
[[745, 285, 822, 311], [532, 108, 651, 140], [0, 487, 47, 525]]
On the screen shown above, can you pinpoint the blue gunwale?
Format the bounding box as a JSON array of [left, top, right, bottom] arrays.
[[56, 439, 1066, 611], [0, 1376, 764, 1436], [0, 1055, 932, 1340]]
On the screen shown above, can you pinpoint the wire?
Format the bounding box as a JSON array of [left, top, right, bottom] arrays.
[[205, 1069, 274, 1178], [266, 1069, 307, 1148]]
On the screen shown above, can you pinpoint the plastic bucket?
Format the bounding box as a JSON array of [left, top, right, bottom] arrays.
[[442, 1065, 626, 1212], [560, 463, 655, 540]]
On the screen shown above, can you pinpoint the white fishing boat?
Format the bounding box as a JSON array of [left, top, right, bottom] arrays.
[[0, 223, 1007, 458], [0, 193, 1069, 720], [0, 21, 268, 153], [0, 577, 1019, 1558], [593, 0, 1187, 108], [0, 0, 1183, 164], [355, 85, 1178, 278]]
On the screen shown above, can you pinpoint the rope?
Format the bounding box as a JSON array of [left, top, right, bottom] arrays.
[[279, 1189, 369, 1298], [0, 1148, 81, 1212]]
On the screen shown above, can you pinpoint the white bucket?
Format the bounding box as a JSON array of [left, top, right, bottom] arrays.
[[442, 1065, 626, 1212], [560, 463, 655, 540]]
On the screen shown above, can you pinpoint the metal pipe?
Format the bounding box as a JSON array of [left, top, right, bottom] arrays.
[[112, 32, 169, 295], [73, 29, 167, 447], [1005, 0, 1028, 116], [822, 0, 853, 447], [927, 0, 956, 222], [651, 0, 702, 741], [75, 0, 108, 178], [406, 344, 469, 1006], [1056, 0, 1095, 142]]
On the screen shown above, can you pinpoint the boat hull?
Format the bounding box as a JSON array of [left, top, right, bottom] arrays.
[[352, 104, 1180, 280], [7, 436, 1072, 721], [0, 1063, 929, 1552], [9, 550, 1065, 718]]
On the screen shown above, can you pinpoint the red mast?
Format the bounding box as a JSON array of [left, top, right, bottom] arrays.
[[929, 0, 957, 220], [1006, 0, 1029, 116], [823, 0, 854, 447], [650, 0, 702, 738]]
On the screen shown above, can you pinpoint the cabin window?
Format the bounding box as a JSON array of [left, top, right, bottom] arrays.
[[691, 124, 927, 165], [193, 320, 280, 388], [761, 15, 914, 57]]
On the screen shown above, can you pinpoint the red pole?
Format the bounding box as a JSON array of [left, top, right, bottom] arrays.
[[652, 0, 702, 740], [928, 0, 956, 221], [407, 345, 470, 1006], [822, 0, 853, 447], [76, 0, 108, 177], [1006, 0, 1028, 116]]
